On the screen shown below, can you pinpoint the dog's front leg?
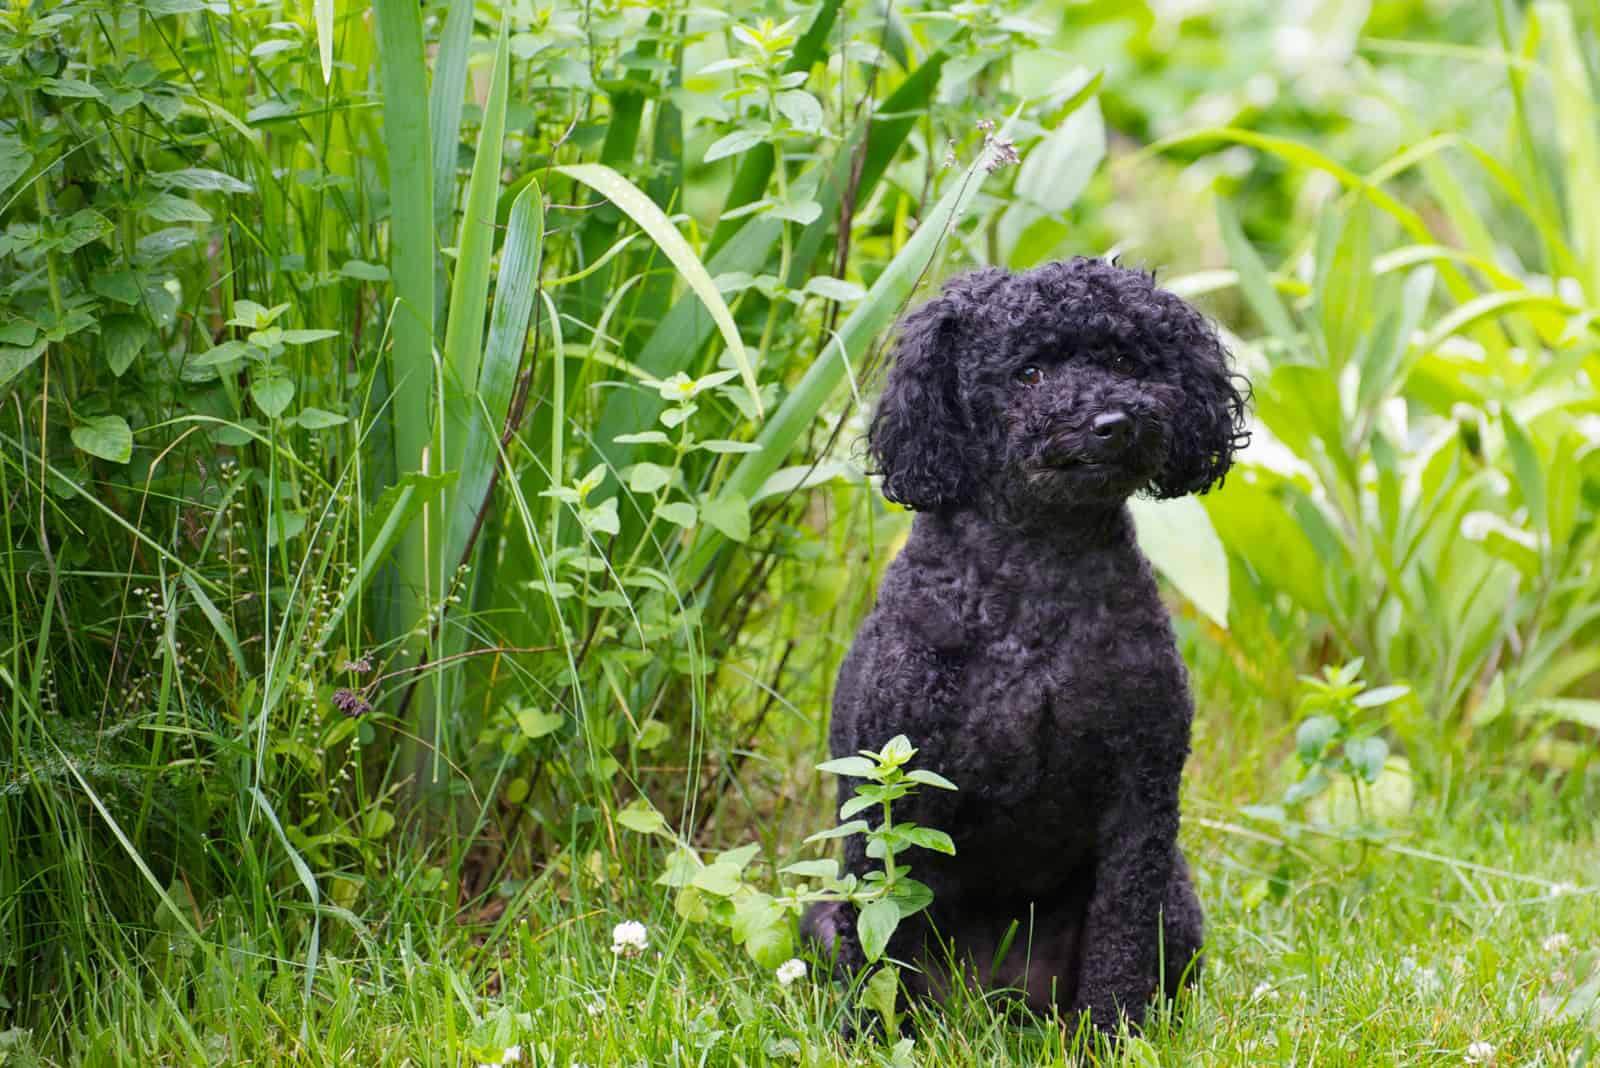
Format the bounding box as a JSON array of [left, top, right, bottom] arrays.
[[1070, 791, 1180, 1034]]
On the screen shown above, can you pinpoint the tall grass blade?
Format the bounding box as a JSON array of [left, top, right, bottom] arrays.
[[447, 180, 544, 576], [314, 0, 335, 84], [1536, 1, 1600, 300], [429, 0, 475, 236], [441, 21, 511, 480], [556, 163, 762, 418]]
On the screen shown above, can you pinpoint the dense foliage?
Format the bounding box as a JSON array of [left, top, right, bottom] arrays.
[[2, 0, 1598, 1063]]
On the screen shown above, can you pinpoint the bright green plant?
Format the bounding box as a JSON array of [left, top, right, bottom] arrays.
[[620, 734, 956, 972], [1280, 661, 1409, 817], [1167, 3, 1600, 758]]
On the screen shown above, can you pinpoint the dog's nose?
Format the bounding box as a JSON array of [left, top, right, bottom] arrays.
[[1092, 411, 1132, 448]]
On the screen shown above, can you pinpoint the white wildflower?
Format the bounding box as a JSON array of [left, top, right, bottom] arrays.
[[611, 920, 648, 957], [776, 958, 807, 986], [585, 998, 606, 1017], [1543, 933, 1572, 954], [1250, 981, 1277, 1001], [1465, 1041, 1495, 1064], [1399, 956, 1441, 995], [475, 1048, 521, 1068]]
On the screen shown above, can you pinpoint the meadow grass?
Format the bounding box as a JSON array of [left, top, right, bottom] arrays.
[[10, 690, 1595, 1068]]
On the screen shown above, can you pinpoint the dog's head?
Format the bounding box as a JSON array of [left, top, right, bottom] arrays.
[[868, 257, 1249, 521]]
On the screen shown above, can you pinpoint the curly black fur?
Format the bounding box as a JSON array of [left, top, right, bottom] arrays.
[[803, 257, 1250, 1035]]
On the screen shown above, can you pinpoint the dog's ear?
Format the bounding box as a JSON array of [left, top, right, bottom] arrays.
[[1151, 324, 1251, 498], [868, 293, 974, 512]]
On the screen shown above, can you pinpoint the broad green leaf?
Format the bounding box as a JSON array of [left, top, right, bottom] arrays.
[[100, 314, 148, 377], [857, 898, 900, 963], [656, 501, 697, 528], [154, 167, 253, 195], [616, 801, 669, 836], [556, 163, 761, 417], [691, 862, 744, 897], [775, 89, 822, 132], [862, 965, 899, 1033], [705, 128, 765, 163], [1129, 495, 1230, 628], [627, 462, 674, 494], [700, 492, 750, 543], [1500, 411, 1546, 542], [251, 373, 294, 419], [899, 826, 955, 855], [71, 415, 132, 463]]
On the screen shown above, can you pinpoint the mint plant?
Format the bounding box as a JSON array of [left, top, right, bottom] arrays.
[[618, 735, 956, 971], [1285, 661, 1407, 809]]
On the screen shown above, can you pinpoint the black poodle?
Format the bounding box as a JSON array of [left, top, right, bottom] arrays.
[[802, 257, 1249, 1035]]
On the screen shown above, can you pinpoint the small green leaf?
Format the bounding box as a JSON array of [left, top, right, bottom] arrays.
[[155, 167, 253, 195], [71, 415, 132, 463], [627, 462, 674, 494], [1284, 767, 1331, 806], [339, 258, 390, 281], [280, 329, 339, 345], [804, 276, 867, 303], [143, 193, 213, 223], [863, 965, 899, 1034], [43, 77, 102, 99], [1295, 715, 1340, 764], [516, 707, 564, 739], [1343, 736, 1390, 783], [887, 878, 934, 918], [656, 500, 698, 528], [1353, 684, 1410, 709], [295, 407, 349, 430], [705, 128, 766, 163], [615, 430, 671, 446], [775, 89, 823, 131], [857, 898, 900, 963], [778, 859, 838, 880], [616, 800, 670, 836], [839, 794, 876, 819], [802, 819, 869, 844], [904, 768, 958, 790], [899, 826, 956, 855], [695, 439, 762, 454], [816, 756, 877, 778]]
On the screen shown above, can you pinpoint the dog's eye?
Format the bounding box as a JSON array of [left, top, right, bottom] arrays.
[[1109, 354, 1135, 376], [1013, 365, 1043, 387]]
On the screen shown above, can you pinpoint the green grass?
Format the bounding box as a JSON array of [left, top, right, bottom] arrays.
[[6, 698, 1596, 1067]]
